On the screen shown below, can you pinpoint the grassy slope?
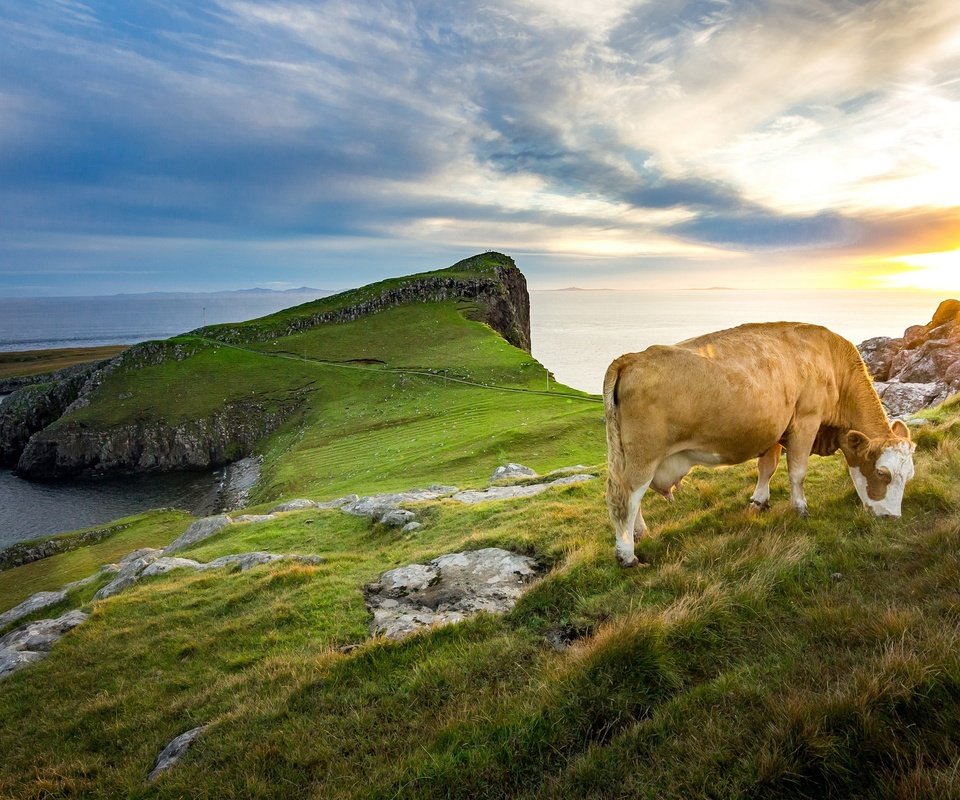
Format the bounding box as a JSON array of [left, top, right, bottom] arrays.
[[0, 345, 128, 380], [1, 395, 959, 797], [0, 510, 193, 612], [4, 258, 960, 797], [54, 299, 603, 501]]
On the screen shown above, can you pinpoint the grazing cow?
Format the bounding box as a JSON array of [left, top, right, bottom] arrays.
[[604, 322, 915, 567]]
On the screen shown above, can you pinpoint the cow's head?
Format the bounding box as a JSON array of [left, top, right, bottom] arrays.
[[842, 420, 915, 517]]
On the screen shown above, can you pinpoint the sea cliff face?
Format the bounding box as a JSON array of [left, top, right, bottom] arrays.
[[16, 401, 292, 479]]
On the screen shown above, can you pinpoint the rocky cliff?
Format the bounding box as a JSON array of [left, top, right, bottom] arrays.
[[196, 252, 532, 353], [0, 363, 103, 466], [858, 299, 960, 416]]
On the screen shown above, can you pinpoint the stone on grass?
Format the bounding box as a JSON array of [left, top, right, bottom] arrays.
[[268, 498, 319, 513], [0, 610, 89, 679], [163, 515, 232, 554], [0, 648, 44, 678], [141, 558, 204, 577], [316, 494, 359, 509], [365, 548, 541, 640], [489, 463, 537, 483], [230, 514, 276, 524], [0, 590, 68, 629], [453, 473, 595, 505], [379, 509, 415, 528], [341, 486, 458, 519], [95, 550, 165, 599], [204, 552, 285, 571], [401, 521, 422, 533], [147, 725, 207, 782]]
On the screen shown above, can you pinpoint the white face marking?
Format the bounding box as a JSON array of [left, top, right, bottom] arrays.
[[849, 442, 916, 517]]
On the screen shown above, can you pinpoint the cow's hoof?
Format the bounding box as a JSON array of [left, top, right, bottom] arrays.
[[796, 507, 810, 519], [618, 555, 640, 568], [748, 500, 770, 513]]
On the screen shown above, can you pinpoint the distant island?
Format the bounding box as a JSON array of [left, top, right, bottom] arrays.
[[544, 286, 613, 292]]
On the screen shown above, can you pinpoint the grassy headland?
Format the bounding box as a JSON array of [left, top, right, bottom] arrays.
[[2, 255, 960, 797], [0, 345, 128, 381]]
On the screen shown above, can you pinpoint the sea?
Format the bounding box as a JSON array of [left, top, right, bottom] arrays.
[[0, 287, 951, 547]]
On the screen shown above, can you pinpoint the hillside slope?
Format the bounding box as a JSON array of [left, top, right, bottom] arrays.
[[1, 392, 959, 797], [11, 253, 600, 487]]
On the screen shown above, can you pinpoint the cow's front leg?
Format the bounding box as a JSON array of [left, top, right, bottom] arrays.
[[785, 424, 818, 517], [750, 443, 783, 511]]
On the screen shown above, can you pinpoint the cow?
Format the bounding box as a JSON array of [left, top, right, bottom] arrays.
[[603, 322, 916, 567]]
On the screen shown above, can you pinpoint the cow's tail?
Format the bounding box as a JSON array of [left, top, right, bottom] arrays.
[[603, 359, 629, 527]]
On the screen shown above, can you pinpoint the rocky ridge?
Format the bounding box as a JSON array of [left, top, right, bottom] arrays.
[[858, 299, 960, 416]]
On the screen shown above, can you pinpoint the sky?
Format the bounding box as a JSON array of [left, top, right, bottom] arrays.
[[2, 0, 960, 296]]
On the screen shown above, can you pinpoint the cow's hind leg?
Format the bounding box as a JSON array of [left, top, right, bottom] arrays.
[[750, 443, 783, 511], [607, 470, 653, 568], [785, 420, 819, 517]]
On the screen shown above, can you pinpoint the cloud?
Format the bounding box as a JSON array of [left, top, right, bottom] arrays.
[[1, 0, 960, 293]]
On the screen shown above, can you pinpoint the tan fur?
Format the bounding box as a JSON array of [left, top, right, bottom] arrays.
[[605, 322, 912, 564]]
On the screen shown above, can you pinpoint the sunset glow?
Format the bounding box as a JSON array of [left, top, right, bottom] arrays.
[[881, 251, 960, 291], [2, 2, 960, 293]]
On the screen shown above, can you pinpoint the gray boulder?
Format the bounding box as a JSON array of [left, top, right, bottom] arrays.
[[0, 648, 44, 678], [489, 463, 537, 483], [268, 499, 319, 513], [141, 557, 204, 577], [873, 381, 951, 417], [401, 521, 422, 533], [379, 509, 415, 528], [316, 494, 359, 509], [365, 548, 542, 640], [858, 299, 960, 414], [453, 473, 594, 505], [147, 725, 207, 782], [230, 514, 276, 524], [0, 609, 89, 679], [0, 590, 68, 629], [342, 486, 458, 520], [163, 515, 232, 554], [204, 552, 285, 571], [95, 550, 164, 600]]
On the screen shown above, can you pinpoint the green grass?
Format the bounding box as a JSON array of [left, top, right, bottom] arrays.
[[48, 299, 604, 500], [2, 412, 960, 797], [195, 251, 513, 343], [0, 510, 192, 612], [6, 257, 960, 796]]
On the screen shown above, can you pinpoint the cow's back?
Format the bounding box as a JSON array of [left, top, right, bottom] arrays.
[[608, 323, 851, 463]]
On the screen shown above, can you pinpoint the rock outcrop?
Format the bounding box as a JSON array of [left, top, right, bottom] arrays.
[[0, 364, 101, 466], [858, 299, 960, 416], [148, 726, 207, 782], [0, 610, 88, 679], [16, 400, 293, 479], [452, 473, 594, 505], [364, 548, 542, 639]]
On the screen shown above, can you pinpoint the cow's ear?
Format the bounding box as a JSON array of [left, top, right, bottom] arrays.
[[891, 419, 912, 440], [846, 430, 870, 456]]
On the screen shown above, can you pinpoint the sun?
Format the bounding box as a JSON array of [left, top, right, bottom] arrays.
[[880, 250, 960, 291]]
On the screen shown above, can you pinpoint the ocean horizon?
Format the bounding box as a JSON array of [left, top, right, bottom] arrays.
[[0, 287, 950, 396]]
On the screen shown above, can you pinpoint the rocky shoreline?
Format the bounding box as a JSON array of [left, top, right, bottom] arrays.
[[857, 298, 960, 417]]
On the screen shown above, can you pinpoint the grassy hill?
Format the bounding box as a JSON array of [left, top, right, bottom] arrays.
[[2, 255, 960, 798]]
